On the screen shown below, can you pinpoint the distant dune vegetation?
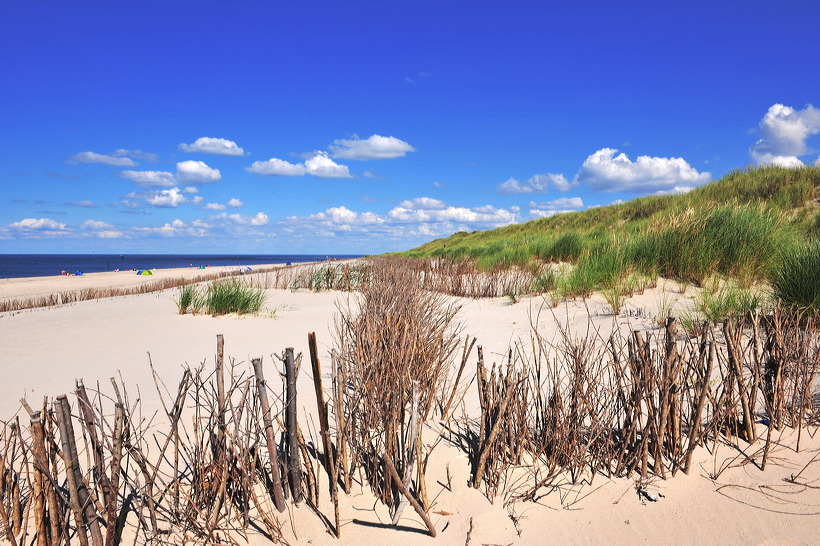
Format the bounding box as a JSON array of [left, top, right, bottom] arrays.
[[398, 166, 820, 315]]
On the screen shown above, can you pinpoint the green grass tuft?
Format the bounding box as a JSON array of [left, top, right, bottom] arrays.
[[771, 240, 820, 314]]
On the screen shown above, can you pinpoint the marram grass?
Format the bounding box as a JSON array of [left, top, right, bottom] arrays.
[[396, 166, 820, 301]]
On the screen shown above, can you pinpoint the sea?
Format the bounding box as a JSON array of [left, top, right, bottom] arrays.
[[0, 254, 363, 280]]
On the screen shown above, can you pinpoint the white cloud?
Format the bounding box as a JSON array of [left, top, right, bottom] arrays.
[[70, 151, 137, 167], [574, 148, 710, 193], [176, 160, 221, 183], [204, 203, 226, 211], [114, 149, 159, 162], [179, 137, 245, 156], [247, 152, 352, 178], [246, 158, 307, 176], [497, 173, 572, 194], [96, 230, 123, 238], [304, 152, 352, 178], [329, 134, 416, 160], [654, 186, 695, 196], [750, 104, 820, 167], [120, 170, 176, 188], [183, 187, 199, 194], [387, 202, 517, 226], [81, 220, 114, 230], [528, 197, 584, 218], [227, 198, 243, 207], [399, 197, 446, 209], [310, 206, 386, 226], [10, 218, 67, 230], [145, 188, 187, 208], [215, 212, 270, 226]]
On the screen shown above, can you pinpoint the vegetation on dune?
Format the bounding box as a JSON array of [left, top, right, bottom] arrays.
[[772, 240, 820, 314], [176, 278, 266, 316], [398, 165, 820, 313]]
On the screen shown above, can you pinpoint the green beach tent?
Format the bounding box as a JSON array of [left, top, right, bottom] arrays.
[[136, 269, 153, 275]]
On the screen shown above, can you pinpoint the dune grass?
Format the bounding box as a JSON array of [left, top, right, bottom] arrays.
[[203, 279, 266, 316], [398, 166, 820, 312], [175, 279, 267, 316], [772, 240, 820, 313]]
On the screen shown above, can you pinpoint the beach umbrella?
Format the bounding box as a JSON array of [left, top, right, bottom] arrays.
[[136, 269, 153, 275]]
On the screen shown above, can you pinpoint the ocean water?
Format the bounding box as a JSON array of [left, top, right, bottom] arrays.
[[0, 254, 362, 279]]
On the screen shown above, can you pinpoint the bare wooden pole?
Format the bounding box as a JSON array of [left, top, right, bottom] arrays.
[[308, 332, 335, 479], [207, 334, 228, 534], [332, 350, 351, 493], [284, 347, 303, 503], [28, 412, 48, 546], [723, 319, 756, 443], [251, 358, 287, 512], [105, 403, 124, 546], [76, 380, 113, 509], [684, 341, 715, 474], [54, 396, 94, 546], [472, 371, 517, 490], [383, 453, 436, 537], [442, 336, 476, 420]]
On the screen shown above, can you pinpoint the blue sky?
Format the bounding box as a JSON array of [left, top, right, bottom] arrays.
[[2, 0, 819, 255]]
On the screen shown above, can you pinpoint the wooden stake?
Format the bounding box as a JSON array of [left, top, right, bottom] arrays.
[[251, 358, 287, 512], [105, 403, 124, 546], [383, 453, 436, 537], [285, 347, 303, 503], [55, 395, 101, 546], [308, 332, 335, 479]]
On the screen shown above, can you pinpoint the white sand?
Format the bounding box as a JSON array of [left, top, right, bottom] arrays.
[[0, 271, 818, 545]]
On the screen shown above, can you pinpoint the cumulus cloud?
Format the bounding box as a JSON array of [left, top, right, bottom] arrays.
[[129, 219, 210, 238], [176, 160, 221, 183], [122, 188, 188, 208], [120, 170, 176, 188], [114, 149, 159, 162], [204, 203, 226, 211], [749, 103, 820, 167], [399, 197, 446, 209], [280, 197, 520, 247], [497, 173, 572, 194], [80, 220, 122, 238], [148, 188, 187, 208], [81, 220, 114, 230], [574, 148, 710, 193], [653, 186, 695, 196], [309, 206, 385, 226], [179, 137, 245, 156], [227, 198, 243, 207], [10, 218, 67, 230], [225, 212, 269, 226], [246, 158, 306, 176], [69, 151, 137, 167], [329, 134, 416, 160], [528, 197, 584, 218], [387, 201, 518, 226], [121, 162, 220, 188], [304, 152, 352, 178]]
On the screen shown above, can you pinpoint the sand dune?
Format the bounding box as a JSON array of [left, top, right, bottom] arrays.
[[0, 270, 818, 545]]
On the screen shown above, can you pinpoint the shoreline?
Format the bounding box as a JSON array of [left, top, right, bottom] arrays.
[[0, 260, 319, 307]]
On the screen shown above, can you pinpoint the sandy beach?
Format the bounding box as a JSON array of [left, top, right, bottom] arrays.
[[1, 268, 818, 545]]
